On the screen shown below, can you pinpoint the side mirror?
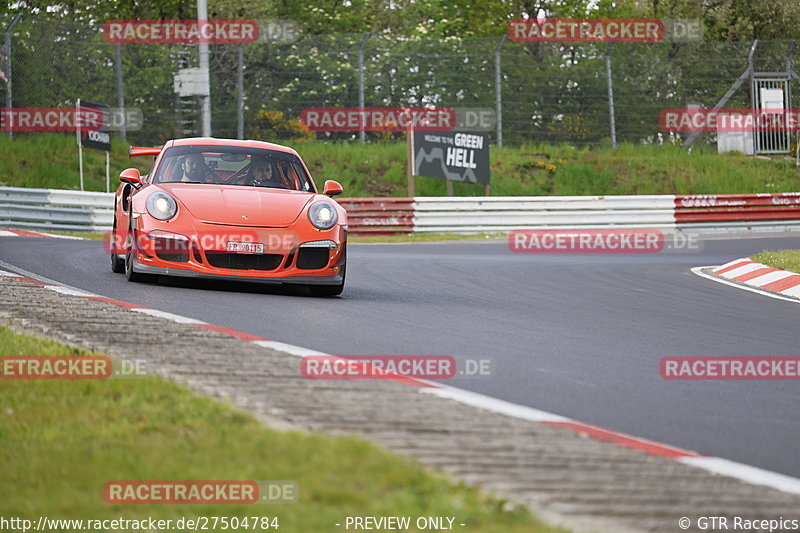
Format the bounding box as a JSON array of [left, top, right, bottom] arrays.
[[119, 168, 142, 188], [323, 180, 343, 197]]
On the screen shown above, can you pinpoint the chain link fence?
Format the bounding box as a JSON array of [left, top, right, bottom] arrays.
[[3, 14, 800, 149]]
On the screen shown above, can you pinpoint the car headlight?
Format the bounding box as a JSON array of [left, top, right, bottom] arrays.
[[308, 201, 338, 230], [146, 191, 178, 221]]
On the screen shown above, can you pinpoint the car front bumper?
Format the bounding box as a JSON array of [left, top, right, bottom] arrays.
[[130, 256, 345, 285]]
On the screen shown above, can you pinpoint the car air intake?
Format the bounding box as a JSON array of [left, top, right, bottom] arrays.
[[153, 237, 189, 263], [296, 248, 330, 269]]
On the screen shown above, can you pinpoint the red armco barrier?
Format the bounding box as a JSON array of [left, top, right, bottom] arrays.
[[337, 198, 414, 235], [675, 193, 800, 223]]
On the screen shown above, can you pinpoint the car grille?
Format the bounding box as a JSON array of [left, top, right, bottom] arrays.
[[205, 252, 283, 271], [296, 248, 330, 270]]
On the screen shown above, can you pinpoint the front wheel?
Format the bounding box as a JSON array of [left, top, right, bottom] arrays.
[[111, 251, 126, 273], [125, 248, 155, 283], [110, 222, 125, 273]]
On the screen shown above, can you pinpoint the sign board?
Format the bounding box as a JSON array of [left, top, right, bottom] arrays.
[[174, 67, 210, 97], [78, 100, 111, 151], [760, 88, 784, 110], [412, 131, 490, 184]]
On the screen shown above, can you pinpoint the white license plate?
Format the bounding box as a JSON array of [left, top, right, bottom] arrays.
[[227, 241, 264, 254]]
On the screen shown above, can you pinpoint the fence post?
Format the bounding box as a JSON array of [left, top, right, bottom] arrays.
[[3, 14, 23, 140], [495, 35, 507, 148], [197, 0, 212, 136], [358, 32, 371, 144], [605, 42, 617, 148], [787, 41, 798, 166], [114, 43, 126, 144], [237, 43, 244, 139]]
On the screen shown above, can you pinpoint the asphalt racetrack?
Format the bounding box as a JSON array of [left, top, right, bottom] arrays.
[[2, 234, 799, 477]]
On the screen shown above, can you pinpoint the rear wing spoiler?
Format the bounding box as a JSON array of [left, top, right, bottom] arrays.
[[129, 146, 162, 158]]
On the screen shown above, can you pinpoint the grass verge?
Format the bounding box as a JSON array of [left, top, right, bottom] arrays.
[[750, 250, 800, 274], [0, 324, 566, 532], [2, 133, 798, 197]]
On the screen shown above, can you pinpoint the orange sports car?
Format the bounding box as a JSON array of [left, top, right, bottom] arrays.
[[110, 137, 347, 296]]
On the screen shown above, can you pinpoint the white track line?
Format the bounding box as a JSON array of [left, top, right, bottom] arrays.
[[130, 308, 207, 324], [421, 384, 570, 423], [46, 286, 98, 297], [35, 232, 86, 240], [679, 456, 800, 495], [252, 340, 328, 357]]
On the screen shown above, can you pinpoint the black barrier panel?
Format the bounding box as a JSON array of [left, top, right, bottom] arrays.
[[78, 99, 111, 151]]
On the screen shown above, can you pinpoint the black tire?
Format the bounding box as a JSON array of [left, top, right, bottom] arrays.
[[111, 251, 125, 273], [125, 249, 156, 283], [110, 222, 125, 273], [308, 265, 345, 297], [124, 223, 155, 283]]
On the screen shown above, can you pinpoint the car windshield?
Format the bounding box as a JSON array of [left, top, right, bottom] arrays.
[[152, 145, 315, 192]]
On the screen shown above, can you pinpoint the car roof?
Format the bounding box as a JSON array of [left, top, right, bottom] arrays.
[[167, 137, 299, 157]]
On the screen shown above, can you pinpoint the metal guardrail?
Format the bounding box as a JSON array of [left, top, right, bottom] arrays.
[[413, 195, 676, 233], [0, 187, 115, 232], [3, 187, 800, 235], [337, 198, 414, 235]]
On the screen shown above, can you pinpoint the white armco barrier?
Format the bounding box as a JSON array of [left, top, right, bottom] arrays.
[[412, 195, 677, 233], [2, 187, 800, 235], [0, 187, 115, 232]]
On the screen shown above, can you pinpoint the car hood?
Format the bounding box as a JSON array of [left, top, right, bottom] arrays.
[[161, 184, 313, 227]]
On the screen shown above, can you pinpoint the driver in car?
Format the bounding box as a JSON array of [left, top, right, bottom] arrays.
[[177, 153, 219, 183], [246, 157, 282, 187]]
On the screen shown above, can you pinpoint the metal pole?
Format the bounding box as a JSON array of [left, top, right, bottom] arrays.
[[77, 100, 84, 191], [494, 35, 507, 148], [4, 14, 23, 140], [358, 33, 371, 144], [236, 42, 244, 139], [114, 43, 126, 144], [197, 0, 212, 136], [406, 128, 415, 197], [790, 41, 799, 166], [106, 151, 110, 193], [605, 43, 617, 149]]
